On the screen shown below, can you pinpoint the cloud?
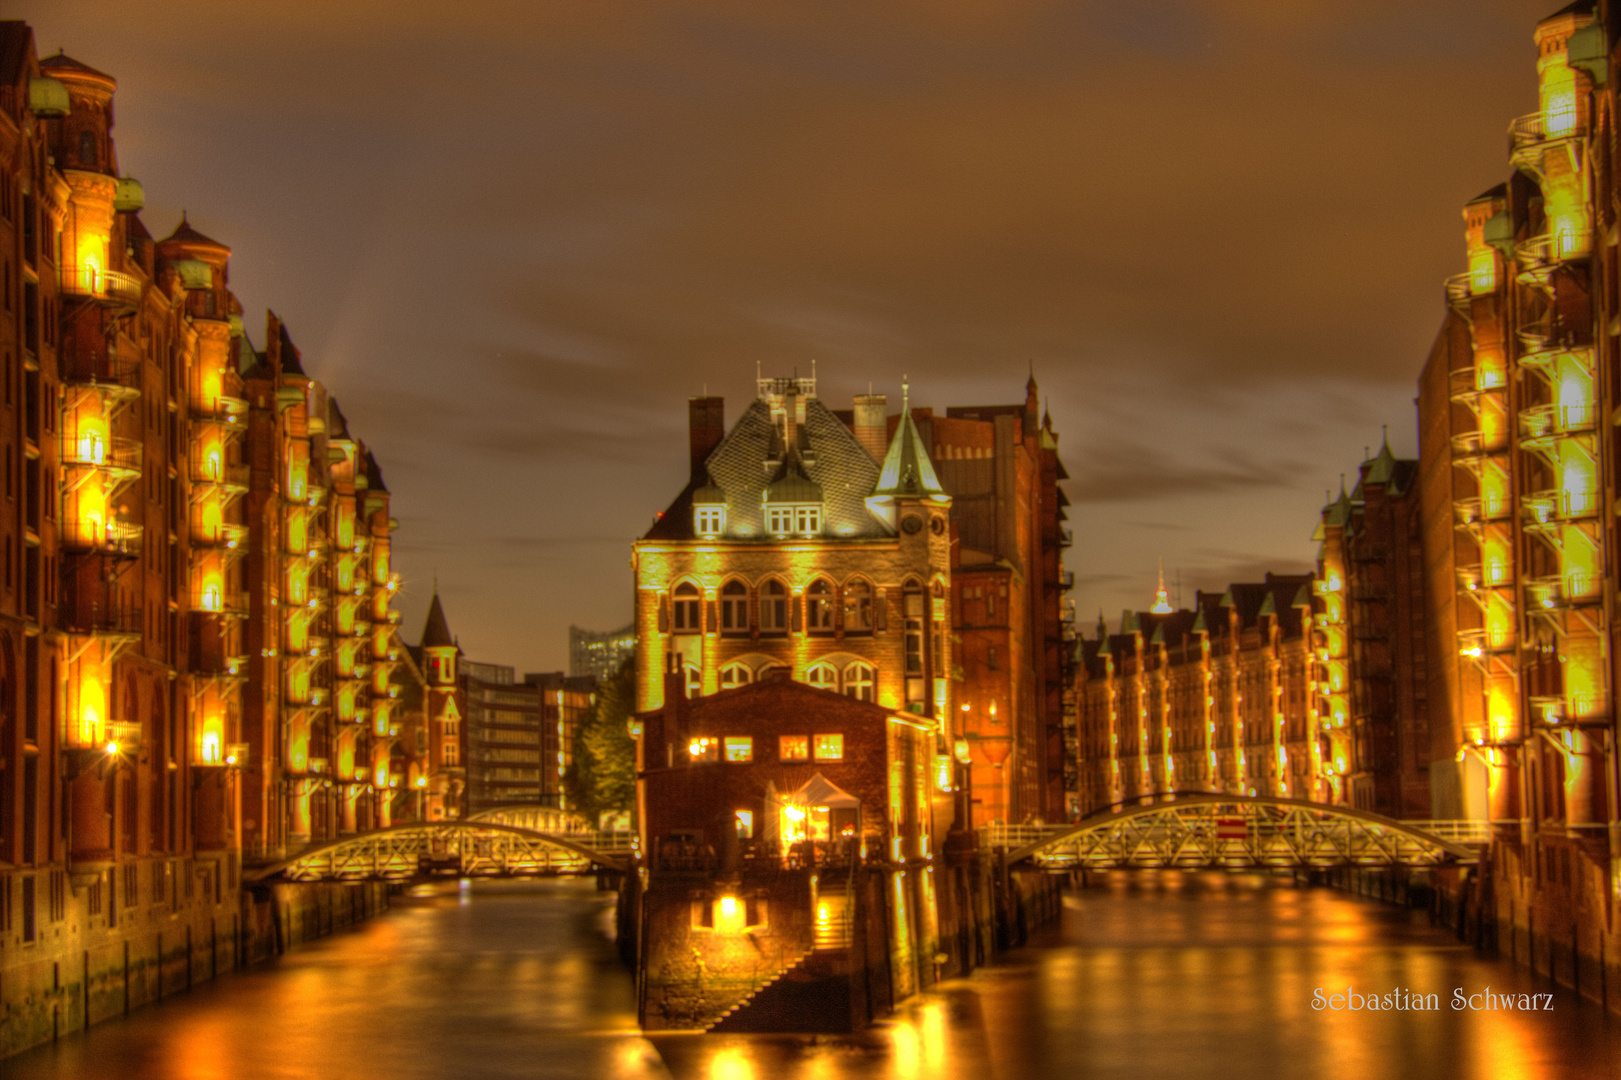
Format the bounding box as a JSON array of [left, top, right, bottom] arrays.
[[1066, 444, 1302, 503]]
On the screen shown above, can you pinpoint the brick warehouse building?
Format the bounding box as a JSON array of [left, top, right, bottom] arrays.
[[0, 27, 428, 1056], [632, 372, 1072, 828], [633, 673, 939, 1030]]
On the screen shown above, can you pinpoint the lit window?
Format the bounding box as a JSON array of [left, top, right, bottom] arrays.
[[720, 663, 752, 689], [767, 506, 794, 535], [813, 733, 844, 761], [805, 663, 838, 692], [779, 735, 809, 761], [687, 737, 718, 761], [694, 505, 725, 536], [735, 809, 754, 838], [759, 579, 788, 633], [443, 742, 459, 766], [684, 666, 701, 698], [844, 579, 872, 632], [842, 663, 875, 703], [794, 506, 821, 535], [806, 579, 834, 632], [720, 580, 749, 633], [724, 737, 753, 762], [672, 583, 701, 632]]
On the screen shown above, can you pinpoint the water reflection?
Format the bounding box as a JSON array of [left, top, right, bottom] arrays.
[[7, 873, 1617, 1080]]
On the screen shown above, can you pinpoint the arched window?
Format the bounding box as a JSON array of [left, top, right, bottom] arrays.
[[720, 663, 753, 689], [806, 579, 834, 633], [720, 580, 749, 634], [684, 665, 701, 698], [844, 579, 873, 633], [843, 663, 875, 703], [903, 578, 925, 708], [672, 582, 701, 633], [758, 579, 788, 634], [805, 663, 838, 692]]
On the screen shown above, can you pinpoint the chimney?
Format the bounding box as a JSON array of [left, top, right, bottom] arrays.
[[853, 394, 887, 462], [782, 385, 798, 454], [689, 396, 725, 482]]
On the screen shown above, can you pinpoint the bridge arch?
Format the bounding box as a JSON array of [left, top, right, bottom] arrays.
[[467, 804, 593, 834], [1008, 792, 1477, 870], [245, 821, 625, 883]]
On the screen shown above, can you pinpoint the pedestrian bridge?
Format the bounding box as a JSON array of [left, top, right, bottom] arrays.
[[245, 810, 634, 883], [986, 793, 1482, 871]]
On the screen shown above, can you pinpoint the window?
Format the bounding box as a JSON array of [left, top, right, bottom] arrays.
[[687, 737, 718, 761], [843, 663, 875, 703], [735, 809, 754, 838], [767, 506, 794, 535], [844, 579, 872, 632], [694, 505, 725, 536], [779, 735, 809, 761], [806, 579, 834, 633], [443, 741, 459, 766], [813, 734, 844, 761], [720, 663, 752, 689], [794, 506, 821, 535], [723, 737, 753, 762], [672, 583, 701, 632], [78, 131, 95, 166], [684, 665, 701, 698], [759, 580, 788, 633], [720, 580, 749, 632], [805, 663, 838, 692]]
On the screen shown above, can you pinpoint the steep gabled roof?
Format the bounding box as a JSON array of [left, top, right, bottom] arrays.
[[421, 593, 454, 649], [874, 399, 944, 497], [158, 214, 230, 257], [39, 51, 116, 90]]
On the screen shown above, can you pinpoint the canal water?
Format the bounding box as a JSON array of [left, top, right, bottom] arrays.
[[8, 872, 1619, 1080]]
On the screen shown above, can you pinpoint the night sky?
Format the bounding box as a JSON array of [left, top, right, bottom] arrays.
[[25, 1, 1558, 670]]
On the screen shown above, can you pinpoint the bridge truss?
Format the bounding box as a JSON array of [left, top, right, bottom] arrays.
[[1003, 793, 1478, 871], [247, 821, 627, 883]]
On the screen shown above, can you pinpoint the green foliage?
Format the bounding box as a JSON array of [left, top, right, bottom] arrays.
[[565, 657, 637, 823]]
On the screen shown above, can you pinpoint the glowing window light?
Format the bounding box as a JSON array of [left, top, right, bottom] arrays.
[[734, 809, 754, 838], [722, 737, 752, 762]]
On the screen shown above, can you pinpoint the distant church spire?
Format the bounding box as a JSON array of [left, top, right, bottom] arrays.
[[1151, 558, 1173, 615]]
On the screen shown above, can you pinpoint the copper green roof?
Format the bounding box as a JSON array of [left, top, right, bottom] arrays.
[[692, 478, 726, 505], [874, 390, 944, 497], [764, 458, 823, 503]]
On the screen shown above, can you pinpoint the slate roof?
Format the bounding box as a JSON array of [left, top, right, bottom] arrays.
[[644, 395, 889, 541], [421, 593, 454, 648]]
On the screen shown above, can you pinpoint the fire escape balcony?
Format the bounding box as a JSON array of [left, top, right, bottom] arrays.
[[1520, 401, 1596, 441], [191, 463, 251, 496], [60, 433, 141, 481], [61, 352, 141, 404], [1450, 429, 1509, 467], [1444, 273, 1500, 322], [1521, 487, 1599, 527], [1457, 627, 1514, 662], [1525, 574, 1602, 612], [1515, 233, 1590, 291], [1453, 495, 1511, 529], [1509, 110, 1588, 178], [192, 522, 249, 550], [191, 591, 250, 618], [62, 602, 143, 642], [191, 396, 249, 431], [1448, 365, 1506, 409], [61, 264, 143, 311], [1529, 692, 1609, 728]]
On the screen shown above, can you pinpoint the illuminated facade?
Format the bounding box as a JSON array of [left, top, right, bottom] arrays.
[[1075, 575, 1318, 812], [412, 591, 465, 819], [238, 319, 412, 857], [633, 374, 956, 804], [1416, 0, 1621, 998], [0, 28, 415, 1056], [568, 622, 633, 681], [1311, 444, 1431, 818]]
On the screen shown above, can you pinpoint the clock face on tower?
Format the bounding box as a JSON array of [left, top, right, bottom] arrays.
[[901, 515, 923, 534]]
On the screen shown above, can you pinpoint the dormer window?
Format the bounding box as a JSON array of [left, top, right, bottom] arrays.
[[695, 505, 725, 537], [767, 504, 821, 537]]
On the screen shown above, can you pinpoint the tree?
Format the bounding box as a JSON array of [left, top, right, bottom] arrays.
[[566, 657, 637, 825]]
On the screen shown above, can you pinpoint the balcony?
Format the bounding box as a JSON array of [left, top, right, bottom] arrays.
[[1457, 628, 1513, 659], [1521, 488, 1599, 526], [1529, 692, 1608, 727], [1447, 365, 1506, 405], [1515, 232, 1590, 291], [1455, 563, 1511, 596], [1453, 495, 1510, 527], [192, 591, 250, 618], [61, 264, 143, 310], [1508, 109, 1586, 169], [1450, 429, 1508, 464], [193, 522, 249, 549], [61, 352, 141, 393], [193, 462, 251, 494], [63, 602, 143, 639], [1520, 401, 1596, 441], [1525, 574, 1601, 611], [60, 433, 141, 477], [192, 396, 249, 430]]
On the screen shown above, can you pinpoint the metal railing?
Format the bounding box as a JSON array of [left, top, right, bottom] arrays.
[[1400, 820, 1491, 845], [61, 264, 143, 306], [1521, 488, 1599, 525], [1520, 401, 1597, 439], [60, 432, 141, 472]]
